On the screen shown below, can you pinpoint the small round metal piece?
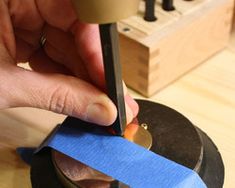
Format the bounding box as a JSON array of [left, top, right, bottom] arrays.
[[124, 123, 153, 149]]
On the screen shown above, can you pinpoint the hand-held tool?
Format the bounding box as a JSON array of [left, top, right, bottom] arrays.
[[72, 0, 140, 136], [99, 23, 126, 135]]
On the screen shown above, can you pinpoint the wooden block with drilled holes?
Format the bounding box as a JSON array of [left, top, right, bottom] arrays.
[[118, 0, 234, 97]]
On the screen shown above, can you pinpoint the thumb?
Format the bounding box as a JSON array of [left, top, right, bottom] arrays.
[[0, 64, 117, 126]]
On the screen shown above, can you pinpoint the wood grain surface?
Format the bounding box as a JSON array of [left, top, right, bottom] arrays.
[[0, 48, 234, 187]]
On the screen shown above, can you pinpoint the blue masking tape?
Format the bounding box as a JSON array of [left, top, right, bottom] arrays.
[[17, 147, 36, 165], [37, 117, 206, 188]]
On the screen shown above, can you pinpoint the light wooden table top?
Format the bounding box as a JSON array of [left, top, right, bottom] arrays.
[[0, 46, 234, 187]]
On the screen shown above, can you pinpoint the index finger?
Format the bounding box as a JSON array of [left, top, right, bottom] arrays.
[[36, 0, 77, 31], [72, 22, 105, 89], [37, 0, 105, 88], [9, 0, 44, 31]]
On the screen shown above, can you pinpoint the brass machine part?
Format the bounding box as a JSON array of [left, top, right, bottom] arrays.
[[71, 0, 140, 24]]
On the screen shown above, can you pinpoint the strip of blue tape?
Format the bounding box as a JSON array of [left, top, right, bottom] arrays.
[[38, 117, 206, 188]]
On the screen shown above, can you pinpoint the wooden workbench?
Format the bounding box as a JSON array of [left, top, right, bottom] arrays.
[[0, 45, 234, 187]]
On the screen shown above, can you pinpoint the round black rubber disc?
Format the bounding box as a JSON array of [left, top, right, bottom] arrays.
[[31, 100, 224, 188]]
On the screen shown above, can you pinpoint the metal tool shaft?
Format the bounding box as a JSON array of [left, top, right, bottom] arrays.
[[99, 23, 126, 136]]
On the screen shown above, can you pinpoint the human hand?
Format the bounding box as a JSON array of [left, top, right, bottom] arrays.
[[0, 0, 139, 125]]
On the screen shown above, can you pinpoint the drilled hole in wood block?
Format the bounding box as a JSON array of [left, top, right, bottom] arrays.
[[123, 28, 131, 32]]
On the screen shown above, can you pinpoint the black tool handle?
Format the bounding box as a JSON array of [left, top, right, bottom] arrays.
[[99, 23, 126, 136]]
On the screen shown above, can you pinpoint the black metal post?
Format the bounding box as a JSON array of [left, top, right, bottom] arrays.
[[144, 0, 157, 22], [162, 0, 175, 11]]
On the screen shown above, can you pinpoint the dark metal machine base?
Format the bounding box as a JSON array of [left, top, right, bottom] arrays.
[[31, 100, 224, 188]]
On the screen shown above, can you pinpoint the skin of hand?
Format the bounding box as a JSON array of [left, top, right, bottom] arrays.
[[0, 0, 139, 126]]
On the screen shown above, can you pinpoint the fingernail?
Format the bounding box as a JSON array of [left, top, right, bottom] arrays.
[[125, 94, 139, 117], [86, 103, 115, 126], [125, 103, 134, 125]]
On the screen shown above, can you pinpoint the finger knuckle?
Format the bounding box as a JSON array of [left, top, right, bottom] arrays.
[[48, 84, 74, 115]]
